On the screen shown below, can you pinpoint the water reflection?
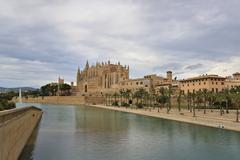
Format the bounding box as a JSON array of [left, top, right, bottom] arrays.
[[74, 105, 129, 132], [17, 103, 240, 160]]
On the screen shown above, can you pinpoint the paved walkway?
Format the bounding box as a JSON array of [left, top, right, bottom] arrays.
[[92, 105, 240, 132]]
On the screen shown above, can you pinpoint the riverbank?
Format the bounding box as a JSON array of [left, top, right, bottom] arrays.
[[91, 104, 240, 132]]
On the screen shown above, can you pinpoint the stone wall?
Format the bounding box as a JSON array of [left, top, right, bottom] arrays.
[[22, 96, 86, 105], [85, 96, 105, 105], [0, 106, 43, 160], [20, 96, 105, 105]]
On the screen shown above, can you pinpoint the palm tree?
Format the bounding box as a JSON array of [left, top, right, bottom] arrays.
[[208, 92, 217, 112], [119, 89, 124, 106], [191, 92, 196, 117], [113, 92, 119, 106], [216, 92, 225, 116], [148, 94, 154, 111], [223, 89, 230, 114], [202, 89, 208, 114], [125, 89, 132, 105], [156, 87, 168, 112], [152, 93, 158, 110], [195, 91, 202, 111], [230, 90, 240, 122], [177, 90, 183, 112], [133, 88, 148, 108], [167, 84, 172, 113], [186, 92, 191, 111], [133, 90, 140, 104], [144, 92, 150, 110]]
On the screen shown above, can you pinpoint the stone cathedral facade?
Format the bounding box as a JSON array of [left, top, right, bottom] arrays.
[[75, 60, 129, 95]]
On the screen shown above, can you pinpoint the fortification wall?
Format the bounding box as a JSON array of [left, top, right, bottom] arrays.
[[0, 107, 43, 160], [20, 96, 105, 105], [22, 96, 86, 105]]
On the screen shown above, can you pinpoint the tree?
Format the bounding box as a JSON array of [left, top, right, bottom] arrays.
[[191, 92, 196, 117], [195, 91, 203, 111], [186, 92, 192, 111], [148, 94, 155, 111], [202, 89, 208, 114], [119, 89, 124, 105], [216, 92, 226, 116], [125, 89, 132, 103], [112, 92, 119, 106], [177, 90, 183, 112], [121, 89, 132, 108], [156, 94, 168, 112], [144, 92, 150, 110], [167, 85, 172, 113], [0, 92, 17, 111], [156, 87, 168, 112], [41, 83, 58, 96], [133, 88, 148, 108], [208, 92, 217, 112], [59, 83, 71, 96], [223, 89, 231, 114], [230, 91, 240, 122]]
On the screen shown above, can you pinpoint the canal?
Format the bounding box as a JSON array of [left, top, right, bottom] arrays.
[[17, 103, 240, 160]]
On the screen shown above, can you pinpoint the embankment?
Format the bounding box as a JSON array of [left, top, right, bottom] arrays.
[[0, 107, 43, 160], [19, 96, 105, 105]]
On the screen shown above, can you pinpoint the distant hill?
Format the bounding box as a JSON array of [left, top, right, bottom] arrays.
[[0, 87, 38, 93]]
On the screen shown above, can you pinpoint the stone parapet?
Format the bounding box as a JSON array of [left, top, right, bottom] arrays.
[[0, 106, 43, 160]]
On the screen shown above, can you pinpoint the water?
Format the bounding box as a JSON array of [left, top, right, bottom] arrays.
[[17, 103, 240, 160]]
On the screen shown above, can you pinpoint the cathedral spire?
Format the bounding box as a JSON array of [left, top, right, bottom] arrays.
[[85, 60, 89, 70], [77, 66, 80, 73], [77, 67, 81, 82]]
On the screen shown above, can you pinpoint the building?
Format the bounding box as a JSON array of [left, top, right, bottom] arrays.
[[118, 77, 152, 93], [75, 60, 129, 95], [58, 77, 64, 85], [117, 72, 173, 94], [74, 60, 174, 96], [72, 60, 240, 96], [179, 74, 226, 94], [225, 72, 240, 89]]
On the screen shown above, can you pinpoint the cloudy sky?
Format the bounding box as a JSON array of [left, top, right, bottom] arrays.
[[1, 0, 240, 88]]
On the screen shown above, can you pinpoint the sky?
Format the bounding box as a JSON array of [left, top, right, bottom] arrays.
[[1, 0, 240, 88]]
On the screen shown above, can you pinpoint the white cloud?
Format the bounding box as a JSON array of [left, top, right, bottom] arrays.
[[0, 0, 240, 87]]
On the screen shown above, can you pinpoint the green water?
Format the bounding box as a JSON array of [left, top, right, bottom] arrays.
[[17, 103, 240, 160]]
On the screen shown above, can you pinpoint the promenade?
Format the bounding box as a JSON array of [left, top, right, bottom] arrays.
[[92, 105, 240, 132]]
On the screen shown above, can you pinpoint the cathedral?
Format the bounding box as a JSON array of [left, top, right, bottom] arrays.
[[75, 60, 129, 95]]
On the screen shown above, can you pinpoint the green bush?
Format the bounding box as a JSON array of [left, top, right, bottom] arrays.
[[112, 101, 119, 106], [121, 102, 130, 107], [4, 102, 16, 110], [136, 103, 144, 108], [0, 98, 16, 111], [0, 92, 17, 111]]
